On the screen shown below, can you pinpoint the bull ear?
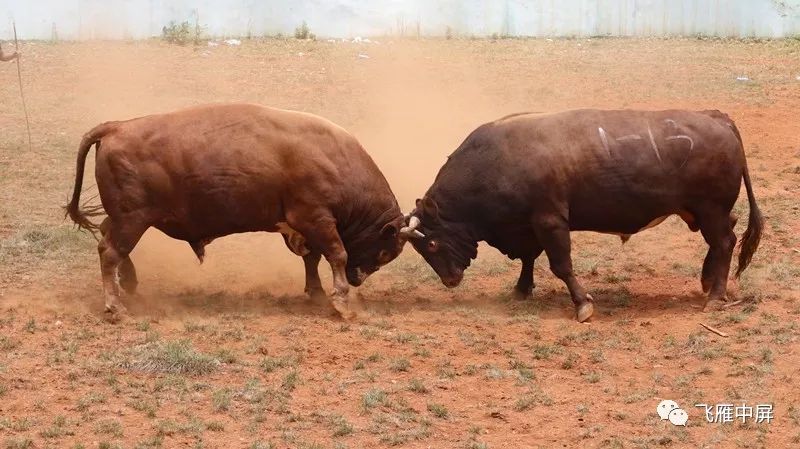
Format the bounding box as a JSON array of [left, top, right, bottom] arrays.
[[421, 197, 440, 220], [381, 221, 399, 239]]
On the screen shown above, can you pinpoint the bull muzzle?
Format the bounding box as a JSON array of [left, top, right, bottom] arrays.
[[400, 214, 425, 239]]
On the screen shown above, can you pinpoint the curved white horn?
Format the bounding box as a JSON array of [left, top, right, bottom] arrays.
[[400, 216, 425, 239]]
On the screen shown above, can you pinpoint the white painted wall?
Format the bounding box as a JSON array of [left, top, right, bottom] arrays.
[[2, 0, 800, 40]]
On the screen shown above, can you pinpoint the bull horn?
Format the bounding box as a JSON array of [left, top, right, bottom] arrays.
[[400, 215, 425, 239]]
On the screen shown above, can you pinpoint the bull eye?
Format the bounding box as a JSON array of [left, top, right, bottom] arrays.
[[427, 240, 439, 252], [378, 250, 390, 263]]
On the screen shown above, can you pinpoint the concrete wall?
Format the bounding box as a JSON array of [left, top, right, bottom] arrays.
[[2, 0, 800, 40]]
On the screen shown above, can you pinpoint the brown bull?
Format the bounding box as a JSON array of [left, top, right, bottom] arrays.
[[66, 103, 415, 320], [403, 109, 764, 322]]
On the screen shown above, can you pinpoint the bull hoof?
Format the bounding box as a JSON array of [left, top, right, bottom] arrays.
[[305, 287, 326, 301], [576, 296, 594, 323], [512, 288, 533, 301], [331, 297, 357, 321], [703, 298, 727, 312], [701, 278, 712, 294], [103, 306, 128, 324]]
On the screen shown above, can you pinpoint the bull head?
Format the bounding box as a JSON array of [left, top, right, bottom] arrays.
[[400, 214, 425, 239]]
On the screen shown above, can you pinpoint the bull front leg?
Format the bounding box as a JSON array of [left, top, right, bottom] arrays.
[[302, 251, 326, 299], [288, 212, 356, 319], [513, 247, 544, 300], [532, 214, 594, 322]]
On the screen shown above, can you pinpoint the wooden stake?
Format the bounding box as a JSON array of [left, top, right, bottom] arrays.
[[700, 322, 728, 338]]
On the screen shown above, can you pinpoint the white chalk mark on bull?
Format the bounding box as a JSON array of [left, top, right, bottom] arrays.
[[664, 119, 678, 128], [666, 135, 694, 149], [277, 222, 310, 256], [616, 134, 642, 142], [598, 127, 612, 157], [666, 135, 695, 168], [647, 126, 663, 164]]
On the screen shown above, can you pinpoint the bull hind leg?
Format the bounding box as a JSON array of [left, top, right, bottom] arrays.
[[700, 214, 737, 294], [698, 210, 737, 311], [100, 217, 138, 295], [97, 217, 148, 321], [532, 215, 594, 322], [118, 257, 138, 295]]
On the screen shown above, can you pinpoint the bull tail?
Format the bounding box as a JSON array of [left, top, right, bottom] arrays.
[[729, 121, 764, 278], [64, 122, 116, 235]]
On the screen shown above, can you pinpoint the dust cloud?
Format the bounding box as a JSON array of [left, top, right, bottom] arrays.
[[48, 40, 513, 307]]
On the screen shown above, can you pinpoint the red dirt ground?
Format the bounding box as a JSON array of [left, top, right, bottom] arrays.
[[0, 38, 799, 448]]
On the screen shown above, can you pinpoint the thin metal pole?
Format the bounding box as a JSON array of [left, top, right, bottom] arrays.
[[12, 21, 32, 151]]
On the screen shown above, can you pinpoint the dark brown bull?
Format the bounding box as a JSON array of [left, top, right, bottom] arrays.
[[403, 109, 764, 322], [66, 103, 416, 320]]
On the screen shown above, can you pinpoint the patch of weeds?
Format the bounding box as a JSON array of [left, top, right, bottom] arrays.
[[557, 329, 599, 346], [394, 332, 418, 344], [427, 403, 449, 419], [4, 438, 33, 449], [214, 348, 237, 364], [250, 442, 275, 449], [758, 348, 773, 364], [623, 389, 655, 404], [359, 326, 379, 340], [514, 387, 553, 410], [561, 353, 578, 369], [120, 340, 219, 375], [436, 360, 457, 379], [330, 414, 354, 437], [40, 415, 72, 438], [261, 354, 300, 373], [0, 336, 20, 351], [133, 435, 164, 449], [128, 398, 158, 418], [584, 372, 601, 383], [532, 343, 560, 360], [94, 419, 124, 437], [282, 370, 300, 391], [603, 273, 631, 283], [206, 421, 224, 431], [77, 392, 107, 412], [413, 346, 431, 358], [390, 358, 411, 372], [23, 318, 36, 333], [212, 388, 232, 412], [408, 378, 429, 393], [362, 389, 387, 409]]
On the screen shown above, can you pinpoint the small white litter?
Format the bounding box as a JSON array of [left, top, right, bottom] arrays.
[[207, 41, 219, 47], [736, 75, 750, 82], [352, 36, 363, 43], [297, 52, 305, 57], [225, 39, 241, 46], [357, 53, 370, 59], [796, 75, 800, 81]]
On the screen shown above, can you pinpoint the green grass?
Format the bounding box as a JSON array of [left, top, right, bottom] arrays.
[[119, 340, 219, 375], [427, 403, 449, 419], [261, 354, 300, 373], [408, 378, 429, 393], [390, 358, 411, 372], [362, 389, 387, 409]]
